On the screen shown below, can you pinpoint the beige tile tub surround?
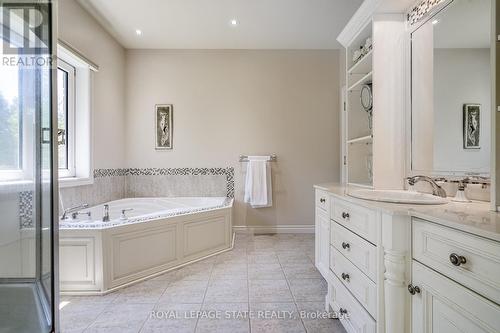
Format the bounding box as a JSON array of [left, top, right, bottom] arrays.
[[60, 233, 346, 333], [59, 168, 232, 213]]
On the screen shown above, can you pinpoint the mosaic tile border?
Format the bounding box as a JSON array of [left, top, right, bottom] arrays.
[[407, 0, 444, 26], [59, 198, 234, 230], [93, 168, 129, 177], [19, 191, 34, 228], [93, 167, 235, 198]]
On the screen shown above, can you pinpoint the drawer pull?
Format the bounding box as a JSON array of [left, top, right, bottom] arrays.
[[341, 212, 350, 219], [408, 284, 421, 295], [339, 308, 348, 315], [320, 198, 326, 203], [449, 253, 467, 266], [341, 272, 350, 281], [341, 242, 350, 250]]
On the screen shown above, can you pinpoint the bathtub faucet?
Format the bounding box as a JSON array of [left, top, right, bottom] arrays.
[[102, 204, 110, 222], [62, 203, 89, 220], [120, 208, 133, 220]]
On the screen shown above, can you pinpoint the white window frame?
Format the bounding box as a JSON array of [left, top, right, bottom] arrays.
[[57, 59, 76, 179], [0, 43, 95, 186], [57, 43, 94, 187]]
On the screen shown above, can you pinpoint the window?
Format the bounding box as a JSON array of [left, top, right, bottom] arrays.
[[57, 44, 94, 187], [57, 60, 75, 178], [0, 43, 94, 186], [0, 65, 21, 172]]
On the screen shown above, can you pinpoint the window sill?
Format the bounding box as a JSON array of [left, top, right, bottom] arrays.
[[59, 176, 93, 188]]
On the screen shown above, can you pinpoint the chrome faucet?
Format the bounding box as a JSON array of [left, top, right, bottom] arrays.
[[71, 211, 92, 220], [407, 175, 447, 198], [102, 204, 110, 222], [62, 203, 89, 220]]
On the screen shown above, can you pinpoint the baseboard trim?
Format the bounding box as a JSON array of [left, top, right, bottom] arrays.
[[233, 225, 314, 234]]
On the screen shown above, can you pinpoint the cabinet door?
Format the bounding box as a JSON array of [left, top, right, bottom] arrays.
[[315, 208, 330, 275], [411, 261, 500, 333]]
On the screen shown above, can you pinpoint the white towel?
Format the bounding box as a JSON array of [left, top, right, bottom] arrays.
[[244, 156, 273, 208]]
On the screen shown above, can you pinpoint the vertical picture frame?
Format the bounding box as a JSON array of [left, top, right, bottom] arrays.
[[155, 104, 173, 150], [463, 104, 480, 149]]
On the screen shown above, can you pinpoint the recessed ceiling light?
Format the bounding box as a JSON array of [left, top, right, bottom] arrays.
[[432, 19, 439, 25], [135, 29, 142, 36], [230, 19, 238, 26]]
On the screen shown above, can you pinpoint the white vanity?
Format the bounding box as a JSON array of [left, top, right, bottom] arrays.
[[321, 0, 499, 331], [314, 184, 500, 333]]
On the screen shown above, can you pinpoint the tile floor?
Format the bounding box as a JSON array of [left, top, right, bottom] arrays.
[[60, 233, 346, 333]]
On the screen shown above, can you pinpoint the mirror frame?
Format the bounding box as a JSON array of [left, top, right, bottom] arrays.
[[407, 0, 493, 179]]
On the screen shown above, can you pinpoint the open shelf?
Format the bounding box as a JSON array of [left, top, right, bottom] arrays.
[[348, 71, 372, 92], [348, 49, 373, 75], [347, 135, 373, 144]]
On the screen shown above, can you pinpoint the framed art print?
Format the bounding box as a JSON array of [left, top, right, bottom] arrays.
[[155, 104, 173, 150]]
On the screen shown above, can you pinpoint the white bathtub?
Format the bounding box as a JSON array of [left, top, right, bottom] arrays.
[[59, 197, 233, 294]]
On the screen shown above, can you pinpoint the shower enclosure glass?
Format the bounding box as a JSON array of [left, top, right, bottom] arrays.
[[0, 1, 58, 332]]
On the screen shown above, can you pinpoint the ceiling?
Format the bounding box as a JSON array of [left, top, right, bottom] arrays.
[[78, 0, 363, 49], [433, 0, 491, 49]]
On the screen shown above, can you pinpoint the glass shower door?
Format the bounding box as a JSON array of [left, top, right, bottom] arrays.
[[0, 1, 57, 332]]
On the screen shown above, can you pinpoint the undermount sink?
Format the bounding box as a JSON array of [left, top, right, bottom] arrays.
[[348, 189, 448, 205]]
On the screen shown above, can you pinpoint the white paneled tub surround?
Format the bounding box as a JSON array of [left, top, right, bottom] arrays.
[[59, 197, 233, 295]]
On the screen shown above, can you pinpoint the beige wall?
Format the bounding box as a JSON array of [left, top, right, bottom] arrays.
[[58, 0, 126, 168], [125, 50, 340, 227]]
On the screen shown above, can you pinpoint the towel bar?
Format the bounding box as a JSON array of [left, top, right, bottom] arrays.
[[239, 154, 277, 162]]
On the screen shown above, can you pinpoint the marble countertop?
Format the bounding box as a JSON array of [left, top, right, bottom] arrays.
[[314, 183, 500, 242]]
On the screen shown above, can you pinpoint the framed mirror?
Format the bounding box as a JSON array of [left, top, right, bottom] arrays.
[[410, 0, 492, 177]]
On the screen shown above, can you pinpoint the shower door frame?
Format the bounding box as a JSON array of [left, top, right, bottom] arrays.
[[0, 1, 60, 332]]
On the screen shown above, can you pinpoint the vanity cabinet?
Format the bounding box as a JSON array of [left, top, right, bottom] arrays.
[[410, 218, 500, 333], [315, 188, 389, 333], [315, 190, 330, 276], [314, 185, 500, 333], [411, 261, 500, 333]]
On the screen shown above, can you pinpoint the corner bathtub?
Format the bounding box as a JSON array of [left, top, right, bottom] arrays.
[[59, 197, 233, 295]]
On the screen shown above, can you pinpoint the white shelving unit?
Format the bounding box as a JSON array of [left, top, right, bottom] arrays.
[[338, 9, 407, 190], [344, 20, 374, 187]]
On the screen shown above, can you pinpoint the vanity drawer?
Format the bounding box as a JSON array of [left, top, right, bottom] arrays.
[[329, 273, 376, 333], [315, 190, 330, 212], [331, 221, 377, 282], [412, 218, 500, 304], [330, 246, 377, 317], [331, 198, 378, 244]]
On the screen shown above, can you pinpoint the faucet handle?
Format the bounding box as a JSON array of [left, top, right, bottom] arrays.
[[406, 177, 416, 186], [120, 208, 133, 220]]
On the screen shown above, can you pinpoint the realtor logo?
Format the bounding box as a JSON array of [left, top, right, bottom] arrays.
[[1, 2, 51, 55]]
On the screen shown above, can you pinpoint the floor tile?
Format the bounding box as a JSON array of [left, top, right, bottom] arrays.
[[211, 263, 248, 280], [250, 302, 305, 333], [173, 262, 214, 282], [68, 292, 119, 305], [249, 280, 293, 302], [159, 280, 208, 304], [86, 303, 154, 333], [282, 263, 322, 279], [204, 279, 248, 303], [142, 303, 201, 333], [288, 279, 327, 302], [57, 233, 324, 333], [215, 251, 247, 264], [60, 302, 107, 332], [247, 253, 280, 264], [248, 263, 285, 280], [297, 302, 346, 333], [196, 303, 249, 333], [113, 280, 169, 304], [276, 252, 312, 265]]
